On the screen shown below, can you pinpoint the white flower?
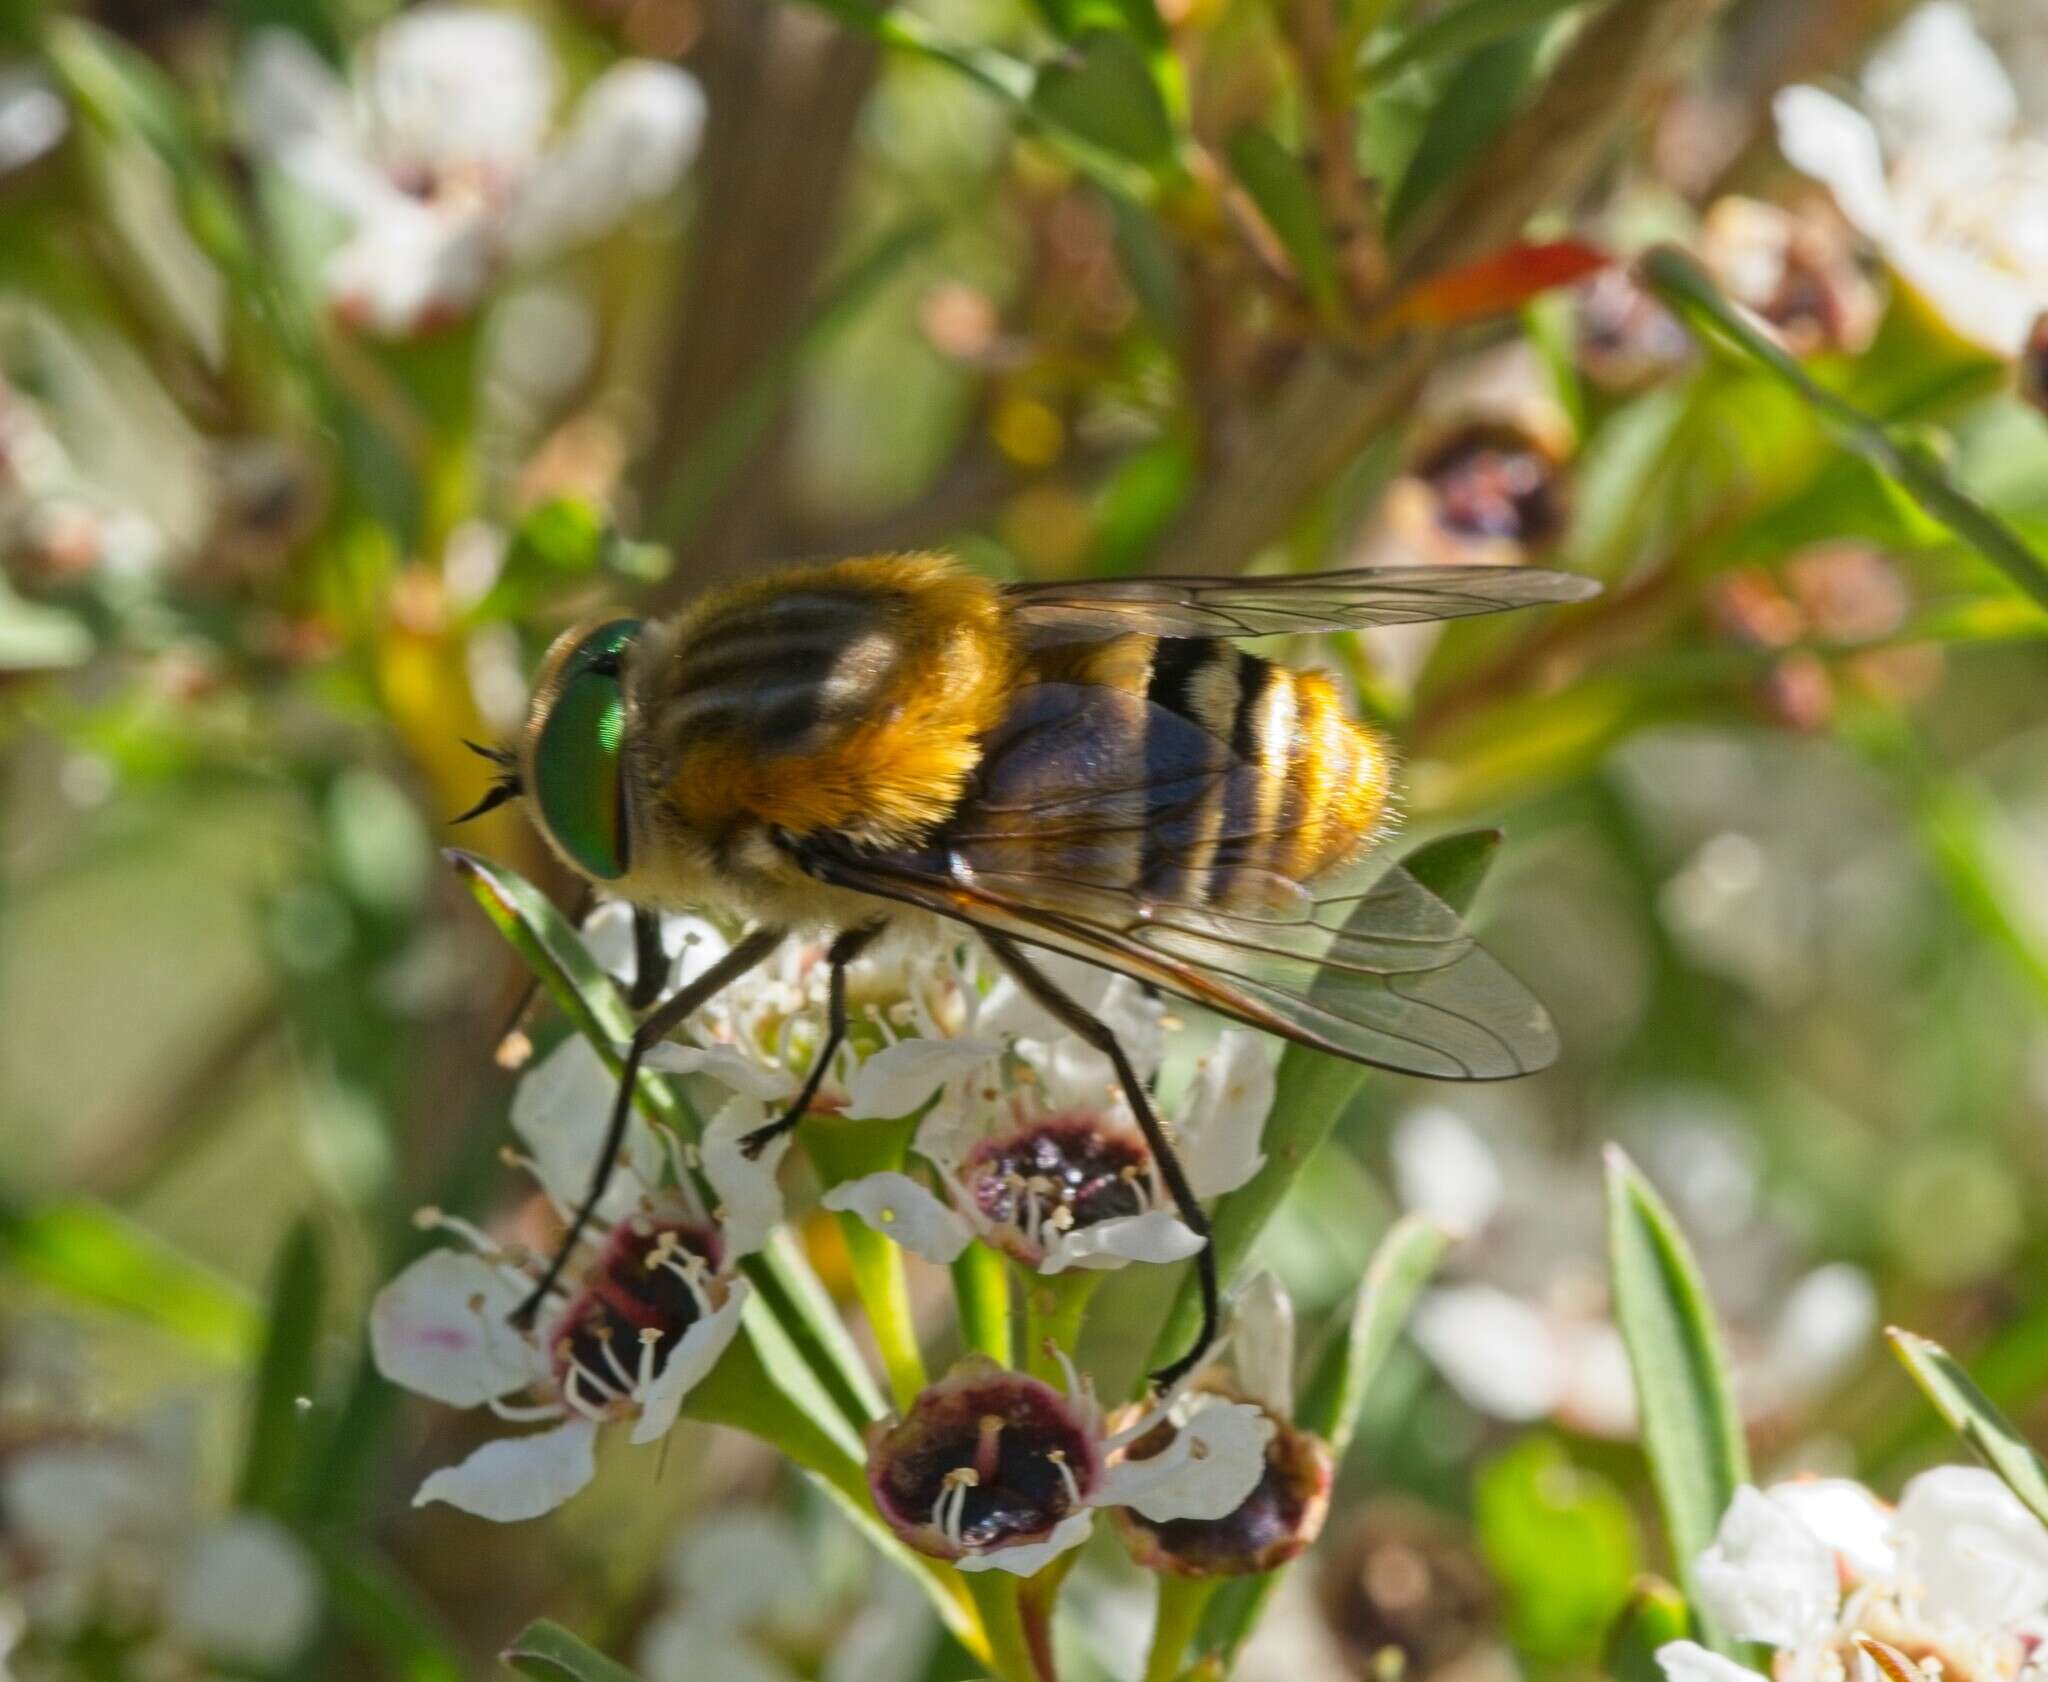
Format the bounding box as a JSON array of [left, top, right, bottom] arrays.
[[166, 1515, 321, 1669], [0, 67, 66, 177], [240, 7, 704, 335], [1893, 1466, 2048, 1628], [1775, 2, 2048, 356], [1694, 1485, 1840, 1648], [369, 1035, 783, 1519]]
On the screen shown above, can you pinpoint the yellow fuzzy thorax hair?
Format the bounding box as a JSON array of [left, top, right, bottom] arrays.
[[659, 555, 1020, 849]]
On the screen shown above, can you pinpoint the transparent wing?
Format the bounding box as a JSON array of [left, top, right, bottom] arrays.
[[1003, 564, 1599, 645], [795, 683, 1557, 1080]]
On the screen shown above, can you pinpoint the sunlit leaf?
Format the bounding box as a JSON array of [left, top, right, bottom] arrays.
[[1604, 1146, 1749, 1656], [1888, 1327, 2048, 1529], [1479, 1435, 1640, 1662], [505, 1620, 644, 1682], [1032, 31, 1175, 169], [1144, 830, 1503, 1378], [0, 1198, 260, 1362], [1365, 0, 1598, 81], [1227, 128, 1341, 320]]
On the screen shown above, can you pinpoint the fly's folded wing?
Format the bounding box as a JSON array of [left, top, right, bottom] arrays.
[[794, 682, 1557, 1080], [1002, 565, 1599, 646]]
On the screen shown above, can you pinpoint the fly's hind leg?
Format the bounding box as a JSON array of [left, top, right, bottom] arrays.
[[982, 931, 1219, 1393], [737, 920, 890, 1161], [510, 922, 786, 1329]]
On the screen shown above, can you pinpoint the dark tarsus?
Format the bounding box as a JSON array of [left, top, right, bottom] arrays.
[[737, 919, 890, 1160], [510, 922, 786, 1329]]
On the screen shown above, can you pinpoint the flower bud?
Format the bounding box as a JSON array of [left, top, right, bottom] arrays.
[[1317, 1500, 1500, 1682]]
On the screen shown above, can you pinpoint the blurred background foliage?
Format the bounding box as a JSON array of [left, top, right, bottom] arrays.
[[2, 0, 2048, 1675]]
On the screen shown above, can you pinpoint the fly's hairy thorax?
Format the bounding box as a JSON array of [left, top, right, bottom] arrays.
[[1024, 633, 1393, 903], [638, 555, 1022, 862]]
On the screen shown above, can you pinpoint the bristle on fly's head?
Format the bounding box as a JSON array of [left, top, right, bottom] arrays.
[[454, 739, 523, 823]]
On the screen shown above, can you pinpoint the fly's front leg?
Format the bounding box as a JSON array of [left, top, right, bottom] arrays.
[[983, 932, 1218, 1394], [738, 920, 890, 1161], [626, 905, 668, 1010], [511, 922, 786, 1329]]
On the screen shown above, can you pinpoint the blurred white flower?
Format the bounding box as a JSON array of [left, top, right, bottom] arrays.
[[370, 1035, 782, 1520], [0, 67, 66, 177], [240, 6, 705, 335], [1661, 1467, 2048, 1682], [1775, 2, 2048, 357]]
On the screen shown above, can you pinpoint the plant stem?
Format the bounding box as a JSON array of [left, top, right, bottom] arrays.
[[952, 1240, 1015, 1365], [1022, 1273, 1101, 1388], [802, 1115, 929, 1410], [1144, 1575, 1219, 1682], [966, 1572, 1053, 1682]]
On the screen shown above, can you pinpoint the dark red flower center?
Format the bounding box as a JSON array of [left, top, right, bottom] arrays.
[[1113, 1403, 1331, 1577], [963, 1113, 1151, 1253], [1414, 425, 1564, 547], [548, 1218, 722, 1404]]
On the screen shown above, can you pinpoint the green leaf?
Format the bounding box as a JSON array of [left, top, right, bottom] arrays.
[[504, 1620, 644, 1682], [0, 584, 93, 671], [316, 1542, 465, 1682], [1385, 29, 1544, 239], [1143, 829, 1503, 1379], [1299, 1214, 1454, 1455], [1478, 1435, 1640, 1662], [1604, 1146, 1749, 1655], [0, 1198, 260, 1362], [1032, 31, 1176, 169], [1606, 1577, 1693, 1682], [1888, 1327, 2048, 1529], [1102, 191, 1187, 346], [1366, 0, 1597, 81], [236, 1218, 326, 1516], [1202, 1215, 1454, 1667], [1640, 245, 2048, 614], [1226, 128, 1341, 320]]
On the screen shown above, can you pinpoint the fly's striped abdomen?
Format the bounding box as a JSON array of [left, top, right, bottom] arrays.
[[1016, 636, 1392, 911]]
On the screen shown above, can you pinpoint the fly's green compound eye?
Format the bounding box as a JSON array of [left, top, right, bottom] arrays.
[[533, 618, 641, 880]]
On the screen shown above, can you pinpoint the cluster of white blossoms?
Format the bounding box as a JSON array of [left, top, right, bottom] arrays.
[[1776, 1, 2048, 358], [238, 5, 704, 335], [0, 1405, 320, 1675], [371, 907, 1290, 1562], [1660, 1469, 2048, 1682]]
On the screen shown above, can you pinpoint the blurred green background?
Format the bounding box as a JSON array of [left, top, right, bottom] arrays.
[[3, 0, 2048, 1676]]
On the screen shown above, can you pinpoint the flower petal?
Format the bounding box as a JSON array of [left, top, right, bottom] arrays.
[[701, 1097, 789, 1258], [842, 1038, 1001, 1121], [1410, 1285, 1566, 1421], [1234, 1271, 1295, 1420], [630, 1281, 751, 1446], [414, 1417, 599, 1522], [1178, 1030, 1273, 1199], [1773, 87, 1896, 243], [1693, 1485, 1839, 1648], [822, 1172, 975, 1264], [363, 5, 555, 176], [324, 206, 492, 336], [168, 1515, 321, 1668], [370, 1249, 544, 1407], [1101, 1398, 1274, 1523], [237, 30, 389, 218], [1656, 1640, 1768, 1682], [1862, 2, 2015, 148], [509, 1034, 658, 1217], [1041, 1210, 1205, 1273], [1767, 1478, 1895, 1579], [1892, 1465, 2048, 1626], [1391, 1105, 1503, 1237], [505, 62, 705, 260], [954, 1511, 1095, 1575], [642, 1041, 799, 1102]]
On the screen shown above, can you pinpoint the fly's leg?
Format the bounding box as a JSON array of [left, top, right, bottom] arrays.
[[983, 931, 1218, 1393], [626, 905, 668, 1010], [511, 923, 786, 1329], [737, 920, 889, 1161]]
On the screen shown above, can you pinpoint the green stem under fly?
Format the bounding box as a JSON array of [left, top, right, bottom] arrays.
[[952, 1240, 1014, 1366], [1143, 1574, 1219, 1682], [801, 1113, 929, 1411], [965, 1572, 1054, 1682], [1023, 1272, 1101, 1389]]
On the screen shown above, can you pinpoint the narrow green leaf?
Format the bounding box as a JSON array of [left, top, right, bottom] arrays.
[[504, 1621, 644, 1682], [1032, 31, 1176, 169], [1604, 1146, 1749, 1655], [1226, 128, 1342, 320], [316, 1542, 466, 1682], [1203, 1216, 1453, 1666], [1299, 1215, 1454, 1456], [1366, 0, 1596, 81], [1888, 1327, 2048, 1530], [1385, 30, 1544, 239], [237, 1218, 326, 1516], [1606, 1577, 1693, 1682], [1641, 245, 2048, 614], [1143, 829, 1503, 1380], [0, 1198, 260, 1362]]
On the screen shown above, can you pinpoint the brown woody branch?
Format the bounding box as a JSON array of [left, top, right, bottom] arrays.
[[1147, 0, 1727, 576]]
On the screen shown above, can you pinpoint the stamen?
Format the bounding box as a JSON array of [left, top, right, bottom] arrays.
[[595, 1328, 637, 1392], [488, 1398, 569, 1423], [561, 1369, 609, 1421], [974, 1414, 1005, 1482], [412, 1207, 507, 1258], [933, 1467, 981, 1546], [1047, 1448, 1081, 1507], [568, 1355, 621, 1406], [636, 1326, 662, 1394]]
